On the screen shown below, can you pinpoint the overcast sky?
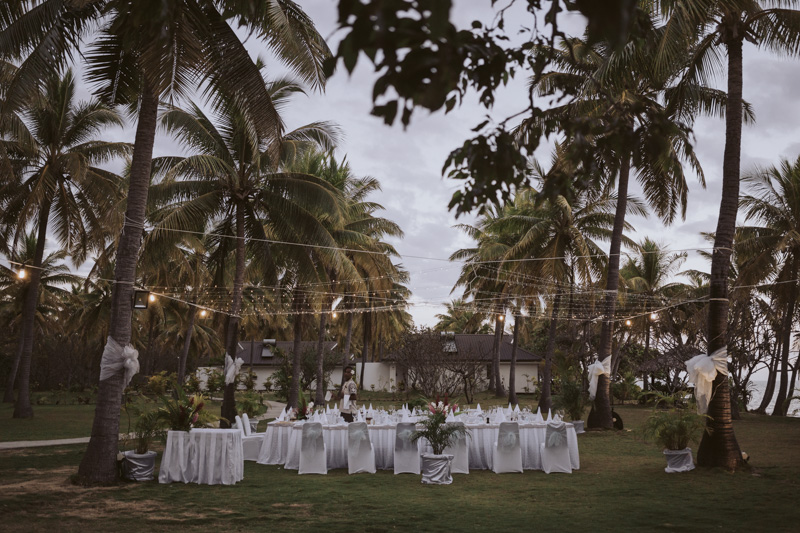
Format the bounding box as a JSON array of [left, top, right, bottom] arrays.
[[279, 2, 800, 327], [16, 1, 800, 329]]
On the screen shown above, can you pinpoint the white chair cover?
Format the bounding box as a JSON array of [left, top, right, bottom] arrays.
[[492, 422, 523, 473], [347, 422, 376, 474], [394, 422, 420, 474], [541, 421, 572, 474], [299, 423, 327, 475], [234, 415, 263, 461], [241, 413, 253, 436], [443, 422, 469, 475]]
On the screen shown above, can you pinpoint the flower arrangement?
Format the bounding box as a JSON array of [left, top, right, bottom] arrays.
[[412, 396, 467, 455], [294, 394, 313, 420], [158, 384, 218, 431]]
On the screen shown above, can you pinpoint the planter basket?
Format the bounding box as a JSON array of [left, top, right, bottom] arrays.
[[421, 453, 453, 485], [663, 448, 694, 473], [572, 421, 585, 434], [122, 450, 157, 481]]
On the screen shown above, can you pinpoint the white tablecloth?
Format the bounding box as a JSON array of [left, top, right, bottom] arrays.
[[257, 422, 294, 465], [159, 429, 244, 484], [278, 422, 578, 471]]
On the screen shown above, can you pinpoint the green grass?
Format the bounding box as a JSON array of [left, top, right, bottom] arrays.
[[1, 405, 799, 531]]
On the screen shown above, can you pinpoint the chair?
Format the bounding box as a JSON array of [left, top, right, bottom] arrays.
[[235, 415, 263, 461], [541, 421, 572, 474], [299, 422, 327, 475], [492, 422, 523, 473], [241, 413, 257, 435], [394, 422, 420, 474], [443, 422, 469, 474], [347, 422, 376, 474]]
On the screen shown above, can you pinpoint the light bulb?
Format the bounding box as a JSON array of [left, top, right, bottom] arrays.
[[650, 312, 657, 321], [498, 315, 504, 321], [17, 269, 26, 280], [200, 309, 208, 318], [625, 319, 632, 327], [332, 312, 338, 319], [148, 293, 156, 303]]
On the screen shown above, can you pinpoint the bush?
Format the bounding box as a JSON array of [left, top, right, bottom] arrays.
[[612, 372, 642, 404], [242, 370, 257, 391], [640, 392, 708, 450], [184, 372, 201, 394], [205, 368, 224, 394], [147, 371, 176, 396], [236, 390, 268, 417], [555, 379, 587, 421]]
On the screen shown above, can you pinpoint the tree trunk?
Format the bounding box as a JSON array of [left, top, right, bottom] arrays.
[[177, 306, 197, 384], [315, 312, 327, 405], [3, 339, 24, 403], [220, 202, 246, 427], [288, 293, 304, 410], [77, 82, 159, 483], [493, 315, 505, 397], [538, 293, 561, 413], [508, 315, 520, 406], [588, 151, 630, 429], [771, 276, 796, 416], [360, 310, 370, 390], [697, 37, 744, 470], [12, 200, 51, 418], [343, 310, 354, 370], [755, 347, 779, 414]]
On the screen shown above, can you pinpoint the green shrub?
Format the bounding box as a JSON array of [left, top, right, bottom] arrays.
[[205, 368, 224, 394], [147, 371, 176, 396], [184, 372, 201, 394], [242, 370, 257, 391], [640, 392, 707, 450], [612, 372, 642, 404], [236, 390, 268, 417], [555, 379, 587, 421]]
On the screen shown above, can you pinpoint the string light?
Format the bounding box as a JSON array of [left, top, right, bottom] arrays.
[[200, 309, 208, 318], [17, 268, 26, 280], [650, 312, 657, 321], [148, 293, 156, 303], [332, 312, 338, 319], [625, 319, 632, 327]]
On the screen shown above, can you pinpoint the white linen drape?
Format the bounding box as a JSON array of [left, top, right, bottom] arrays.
[[587, 356, 611, 400], [685, 347, 728, 414], [99, 336, 139, 386]]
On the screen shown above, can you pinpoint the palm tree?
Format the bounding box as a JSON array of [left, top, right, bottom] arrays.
[[658, 0, 800, 469], [435, 299, 492, 333], [517, 25, 728, 428], [0, 70, 127, 418], [739, 156, 800, 416], [486, 184, 623, 410], [1, 0, 330, 483], [620, 238, 687, 389], [1, 232, 80, 402], [149, 86, 342, 422]]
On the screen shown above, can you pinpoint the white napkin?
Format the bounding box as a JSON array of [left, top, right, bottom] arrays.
[[546, 408, 552, 422], [446, 411, 456, 423], [535, 407, 543, 422], [401, 410, 410, 422], [277, 407, 286, 421], [476, 403, 482, 414], [514, 404, 520, 413], [494, 410, 507, 424], [325, 405, 330, 414], [369, 403, 374, 411]]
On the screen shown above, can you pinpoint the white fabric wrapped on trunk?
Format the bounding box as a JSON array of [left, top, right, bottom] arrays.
[[588, 356, 611, 400], [224, 353, 244, 385], [686, 347, 728, 414], [99, 336, 139, 387]]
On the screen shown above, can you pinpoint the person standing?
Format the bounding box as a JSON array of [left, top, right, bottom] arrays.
[[333, 365, 358, 422]]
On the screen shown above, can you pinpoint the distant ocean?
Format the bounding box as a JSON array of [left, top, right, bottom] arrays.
[[747, 380, 800, 418]]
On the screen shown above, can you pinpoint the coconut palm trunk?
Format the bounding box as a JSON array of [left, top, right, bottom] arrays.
[[697, 35, 744, 470], [588, 154, 630, 429], [493, 314, 505, 397], [771, 272, 797, 416], [315, 311, 328, 405], [3, 343, 24, 403], [343, 310, 354, 369], [538, 293, 562, 413], [288, 294, 304, 410], [220, 203, 246, 427], [361, 310, 371, 390], [77, 83, 159, 483], [508, 315, 519, 405], [755, 349, 779, 414], [177, 306, 197, 384], [12, 200, 51, 418]]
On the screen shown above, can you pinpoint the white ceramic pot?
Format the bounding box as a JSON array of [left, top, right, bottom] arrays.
[[122, 450, 157, 481]]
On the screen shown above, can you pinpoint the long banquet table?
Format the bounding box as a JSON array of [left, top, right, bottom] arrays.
[[257, 420, 579, 471], [159, 428, 244, 485]]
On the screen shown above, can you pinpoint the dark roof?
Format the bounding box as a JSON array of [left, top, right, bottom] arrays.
[[386, 333, 542, 363], [235, 340, 338, 367]]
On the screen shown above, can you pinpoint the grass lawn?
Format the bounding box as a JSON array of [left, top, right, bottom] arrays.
[[1, 404, 799, 532]]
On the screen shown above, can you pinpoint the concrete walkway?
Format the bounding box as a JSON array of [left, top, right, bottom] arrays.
[[0, 401, 288, 451]]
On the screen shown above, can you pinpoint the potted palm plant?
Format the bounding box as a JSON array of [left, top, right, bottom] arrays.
[[641, 393, 707, 473], [412, 398, 467, 485], [120, 404, 162, 481]]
